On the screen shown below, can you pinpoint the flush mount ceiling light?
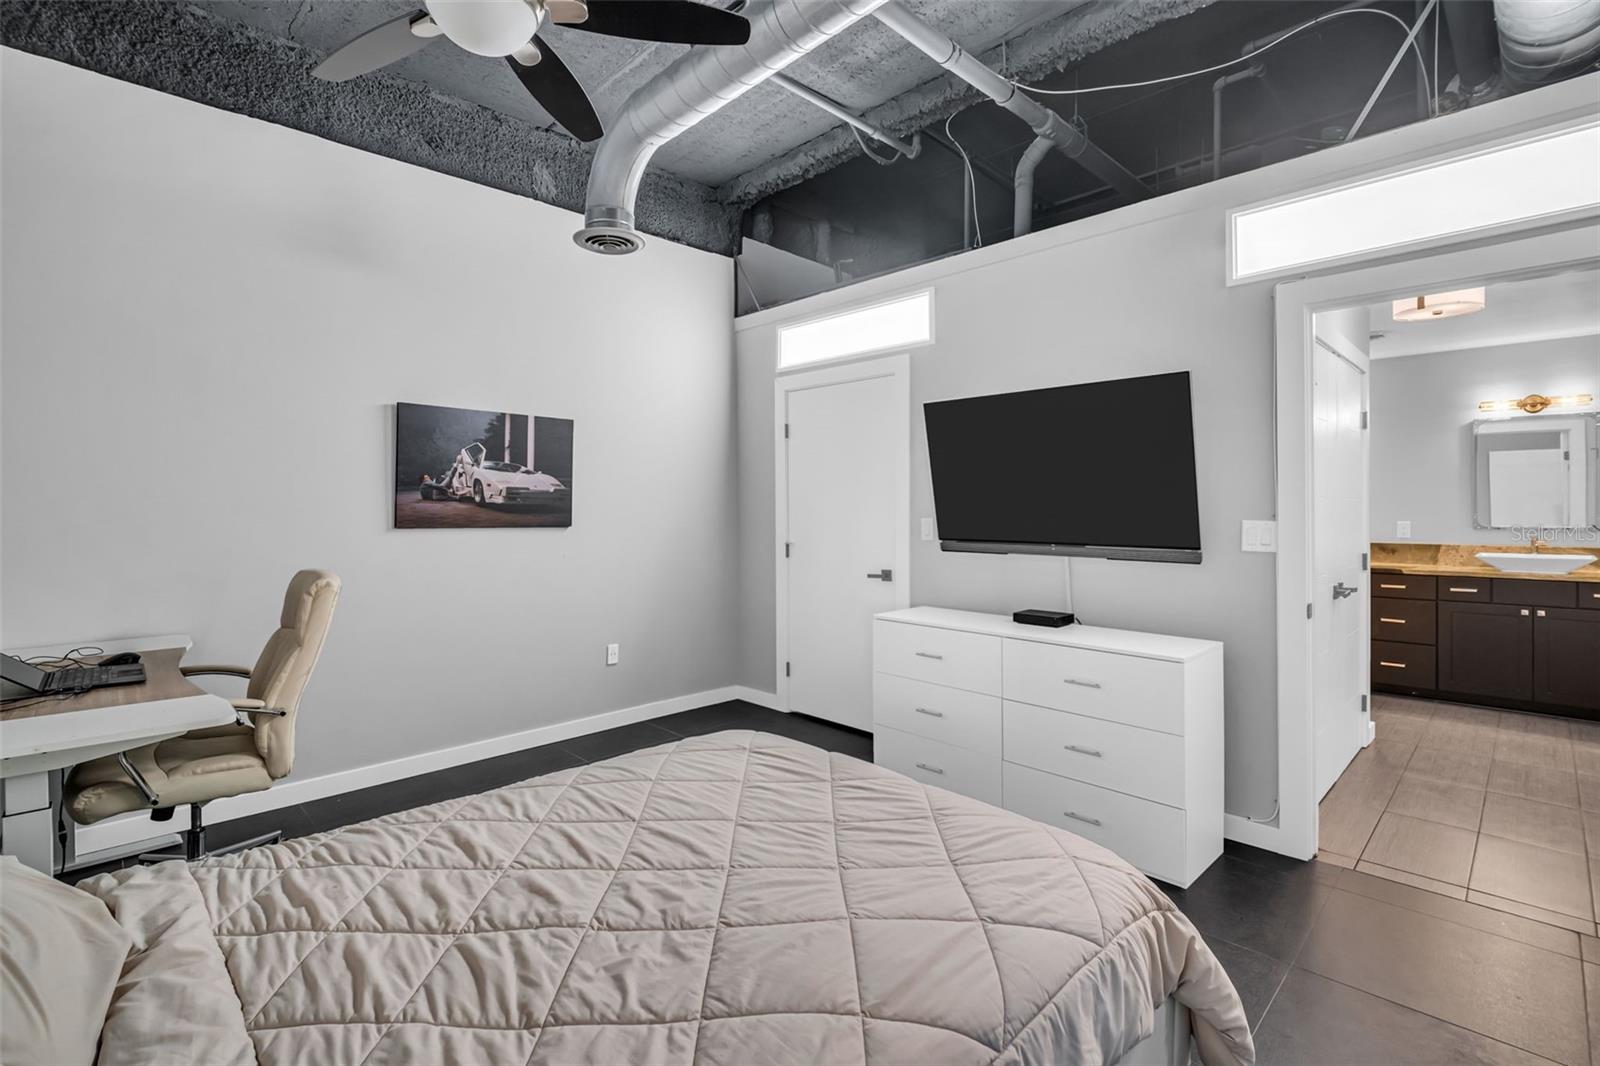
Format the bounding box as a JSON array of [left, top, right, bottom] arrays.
[[1392, 287, 1487, 321], [1477, 392, 1594, 414]]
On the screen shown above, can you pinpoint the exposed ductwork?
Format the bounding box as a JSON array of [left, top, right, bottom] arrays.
[[575, 0, 890, 254], [1494, 0, 1600, 92], [872, 2, 1152, 208]]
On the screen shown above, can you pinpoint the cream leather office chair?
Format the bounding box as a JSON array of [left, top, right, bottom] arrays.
[[65, 570, 340, 861]]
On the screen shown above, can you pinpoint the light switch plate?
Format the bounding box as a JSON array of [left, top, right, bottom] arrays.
[[605, 643, 619, 666], [1396, 520, 1412, 539], [1241, 519, 1278, 553], [920, 517, 935, 542]]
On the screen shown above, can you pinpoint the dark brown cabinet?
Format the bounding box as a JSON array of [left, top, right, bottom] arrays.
[[1533, 608, 1600, 711], [1437, 601, 1534, 702], [1373, 571, 1599, 718]]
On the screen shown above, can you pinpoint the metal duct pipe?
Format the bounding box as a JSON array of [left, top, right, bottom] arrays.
[[769, 73, 922, 159], [575, 0, 889, 254], [1012, 136, 1053, 237], [872, 2, 1151, 204], [1495, 0, 1600, 92]]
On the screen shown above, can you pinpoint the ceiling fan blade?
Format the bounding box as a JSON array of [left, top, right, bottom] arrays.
[[506, 39, 604, 142], [312, 10, 437, 81], [567, 1, 752, 45]]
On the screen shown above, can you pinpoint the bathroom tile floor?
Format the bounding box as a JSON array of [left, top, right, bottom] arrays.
[[1319, 694, 1600, 936]]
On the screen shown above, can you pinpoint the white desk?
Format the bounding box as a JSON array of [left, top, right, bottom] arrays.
[[0, 635, 235, 872]]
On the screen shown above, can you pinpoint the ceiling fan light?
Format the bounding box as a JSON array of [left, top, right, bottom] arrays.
[[1391, 287, 1487, 322], [425, 0, 538, 57]]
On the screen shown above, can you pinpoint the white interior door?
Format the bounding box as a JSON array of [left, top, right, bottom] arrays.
[[778, 358, 909, 730], [1312, 323, 1371, 800]]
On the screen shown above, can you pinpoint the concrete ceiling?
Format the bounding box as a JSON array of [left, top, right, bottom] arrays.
[[1368, 271, 1600, 359], [192, 1, 1099, 187]]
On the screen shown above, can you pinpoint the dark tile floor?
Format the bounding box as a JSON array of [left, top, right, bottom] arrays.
[[69, 701, 1599, 1065]]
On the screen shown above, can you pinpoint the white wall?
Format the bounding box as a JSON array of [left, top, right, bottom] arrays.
[[0, 52, 737, 786], [1370, 336, 1600, 545], [734, 73, 1600, 820]]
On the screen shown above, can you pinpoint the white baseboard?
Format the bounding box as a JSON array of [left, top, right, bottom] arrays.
[[1224, 812, 1304, 858], [74, 684, 753, 857], [728, 686, 781, 711]]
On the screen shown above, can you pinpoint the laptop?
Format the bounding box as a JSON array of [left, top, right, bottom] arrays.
[[1, 652, 146, 696]]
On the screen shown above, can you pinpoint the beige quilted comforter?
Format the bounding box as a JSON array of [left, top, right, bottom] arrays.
[[82, 731, 1253, 1066]]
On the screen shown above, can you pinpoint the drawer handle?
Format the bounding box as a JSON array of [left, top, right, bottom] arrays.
[[1063, 810, 1103, 827], [1448, 587, 1479, 594], [1063, 744, 1104, 758], [1520, 609, 1530, 617], [913, 707, 945, 718], [1378, 617, 1406, 624], [914, 762, 945, 775], [1379, 660, 1407, 669], [1379, 583, 1407, 590], [1537, 609, 1547, 618], [914, 652, 945, 661], [1063, 678, 1102, 689]]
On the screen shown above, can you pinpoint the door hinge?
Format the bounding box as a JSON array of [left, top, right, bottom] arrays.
[[1360, 410, 1369, 430], [785, 661, 791, 678], [1361, 551, 1369, 571], [1306, 602, 1314, 620], [1360, 693, 1368, 716], [784, 542, 791, 558], [784, 423, 790, 439]]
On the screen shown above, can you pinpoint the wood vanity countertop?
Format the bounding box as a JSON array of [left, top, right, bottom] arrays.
[[1371, 542, 1600, 583]]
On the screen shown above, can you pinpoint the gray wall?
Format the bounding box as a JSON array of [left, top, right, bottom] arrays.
[[734, 73, 1600, 820], [0, 53, 738, 784], [1370, 336, 1600, 545]]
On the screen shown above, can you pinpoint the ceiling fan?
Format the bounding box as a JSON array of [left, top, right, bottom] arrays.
[[311, 1, 752, 142]]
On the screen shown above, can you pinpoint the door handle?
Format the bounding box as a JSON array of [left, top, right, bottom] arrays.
[[1333, 582, 1359, 600], [866, 569, 893, 581]]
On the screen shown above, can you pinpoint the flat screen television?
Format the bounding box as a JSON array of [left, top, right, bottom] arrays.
[[924, 371, 1202, 564]]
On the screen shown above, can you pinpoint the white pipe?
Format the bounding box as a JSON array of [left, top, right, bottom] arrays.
[[769, 73, 921, 159], [873, 2, 1149, 203], [575, 0, 890, 254], [1012, 135, 1053, 237]]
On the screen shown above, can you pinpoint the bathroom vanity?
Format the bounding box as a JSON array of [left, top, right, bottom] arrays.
[[1371, 544, 1600, 717]]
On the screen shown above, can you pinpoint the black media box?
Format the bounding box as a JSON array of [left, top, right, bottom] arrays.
[[1013, 609, 1075, 628]]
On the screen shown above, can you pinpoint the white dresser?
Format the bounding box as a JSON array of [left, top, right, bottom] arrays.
[[873, 606, 1224, 888]]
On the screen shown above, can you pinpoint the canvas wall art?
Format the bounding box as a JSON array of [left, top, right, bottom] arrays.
[[395, 402, 573, 529]]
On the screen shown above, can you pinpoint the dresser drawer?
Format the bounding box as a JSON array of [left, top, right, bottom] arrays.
[[874, 621, 1002, 695], [1003, 700, 1185, 807], [1002, 761, 1187, 884], [875, 726, 1001, 805], [1372, 573, 1436, 600], [1373, 639, 1436, 690], [1439, 580, 1491, 602], [1371, 598, 1436, 645], [1003, 639, 1185, 735], [874, 674, 1000, 756]]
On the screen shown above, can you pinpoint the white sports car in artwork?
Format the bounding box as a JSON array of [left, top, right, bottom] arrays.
[[419, 442, 569, 507]]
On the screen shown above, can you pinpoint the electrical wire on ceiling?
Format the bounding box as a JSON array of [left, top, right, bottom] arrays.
[[1009, 7, 1437, 115], [945, 112, 983, 247], [853, 126, 901, 166]]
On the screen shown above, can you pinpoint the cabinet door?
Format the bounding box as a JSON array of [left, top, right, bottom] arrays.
[[1437, 601, 1533, 701], [1533, 608, 1600, 711]]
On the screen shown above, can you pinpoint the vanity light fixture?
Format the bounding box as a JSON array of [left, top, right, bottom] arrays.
[[1392, 287, 1486, 321], [1477, 393, 1594, 415]]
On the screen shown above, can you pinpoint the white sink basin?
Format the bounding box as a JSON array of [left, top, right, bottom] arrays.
[[1475, 552, 1597, 575]]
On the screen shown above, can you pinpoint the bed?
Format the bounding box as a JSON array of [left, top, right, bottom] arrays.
[[76, 730, 1253, 1065]]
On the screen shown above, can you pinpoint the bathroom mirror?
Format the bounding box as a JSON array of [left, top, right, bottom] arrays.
[[1473, 413, 1599, 529]]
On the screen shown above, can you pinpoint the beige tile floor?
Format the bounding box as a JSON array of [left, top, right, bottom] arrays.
[[1318, 694, 1600, 936]]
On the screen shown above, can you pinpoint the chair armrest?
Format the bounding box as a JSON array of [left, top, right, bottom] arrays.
[[231, 698, 286, 726], [182, 664, 253, 678]]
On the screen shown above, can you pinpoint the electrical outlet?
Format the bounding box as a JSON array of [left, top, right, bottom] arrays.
[[920, 517, 935, 542], [1241, 519, 1278, 553], [1396, 520, 1412, 539], [605, 643, 619, 666]]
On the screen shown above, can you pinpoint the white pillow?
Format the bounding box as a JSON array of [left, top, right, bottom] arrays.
[[1, 856, 131, 1066]]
